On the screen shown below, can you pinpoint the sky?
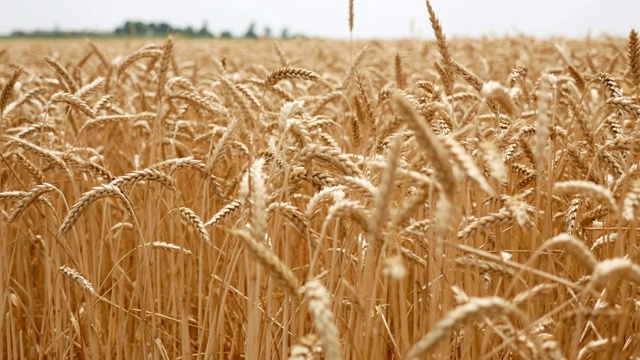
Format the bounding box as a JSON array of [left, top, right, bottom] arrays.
[[1, 0, 639, 39]]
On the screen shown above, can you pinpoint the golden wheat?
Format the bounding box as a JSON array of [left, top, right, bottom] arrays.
[[3, 4, 640, 358]]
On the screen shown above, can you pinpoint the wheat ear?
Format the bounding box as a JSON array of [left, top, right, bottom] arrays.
[[628, 29, 640, 89], [12, 151, 45, 183], [44, 56, 78, 93], [537, 233, 597, 272], [425, 0, 453, 95], [234, 229, 299, 297], [302, 280, 341, 360], [395, 53, 406, 89], [481, 81, 516, 117], [178, 207, 212, 247], [513, 283, 558, 305], [205, 200, 242, 228], [58, 184, 131, 236], [442, 135, 494, 195], [117, 49, 162, 77], [594, 72, 623, 98], [591, 258, 640, 288], [74, 76, 104, 99], [452, 60, 483, 92], [49, 92, 97, 119], [455, 255, 515, 277], [109, 168, 176, 191], [8, 183, 60, 223], [368, 135, 401, 246], [208, 117, 239, 170], [623, 179, 640, 222], [0, 67, 23, 123], [457, 209, 513, 240], [391, 91, 454, 198], [265, 67, 324, 87], [407, 297, 524, 358], [156, 35, 173, 101], [577, 338, 615, 360], [1, 135, 68, 171], [553, 181, 618, 213], [59, 265, 98, 297], [299, 144, 363, 177], [242, 158, 268, 242], [143, 242, 192, 255], [355, 71, 375, 130]]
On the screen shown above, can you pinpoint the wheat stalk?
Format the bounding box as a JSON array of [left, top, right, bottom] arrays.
[[348, 0, 354, 33]]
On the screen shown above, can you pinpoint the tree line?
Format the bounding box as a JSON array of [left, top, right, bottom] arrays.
[[9, 21, 300, 39]]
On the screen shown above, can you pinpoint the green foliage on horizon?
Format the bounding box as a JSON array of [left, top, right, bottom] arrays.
[[7, 20, 299, 39]]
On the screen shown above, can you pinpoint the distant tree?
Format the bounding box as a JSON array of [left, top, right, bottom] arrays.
[[133, 21, 147, 36], [198, 21, 213, 38], [263, 26, 272, 38], [114, 21, 133, 35], [156, 23, 172, 36], [148, 23, 158, 34], [110, 20, 302, 39], [280, 27, 290, 39], [183, 26, 196, 37], [244, 22, 258, 39]]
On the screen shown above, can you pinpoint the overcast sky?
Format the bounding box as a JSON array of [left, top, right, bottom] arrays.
[[1, 0, 639, 39]]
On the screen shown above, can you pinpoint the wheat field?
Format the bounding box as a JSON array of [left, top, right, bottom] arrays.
[[2, 2, 640, 359]]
